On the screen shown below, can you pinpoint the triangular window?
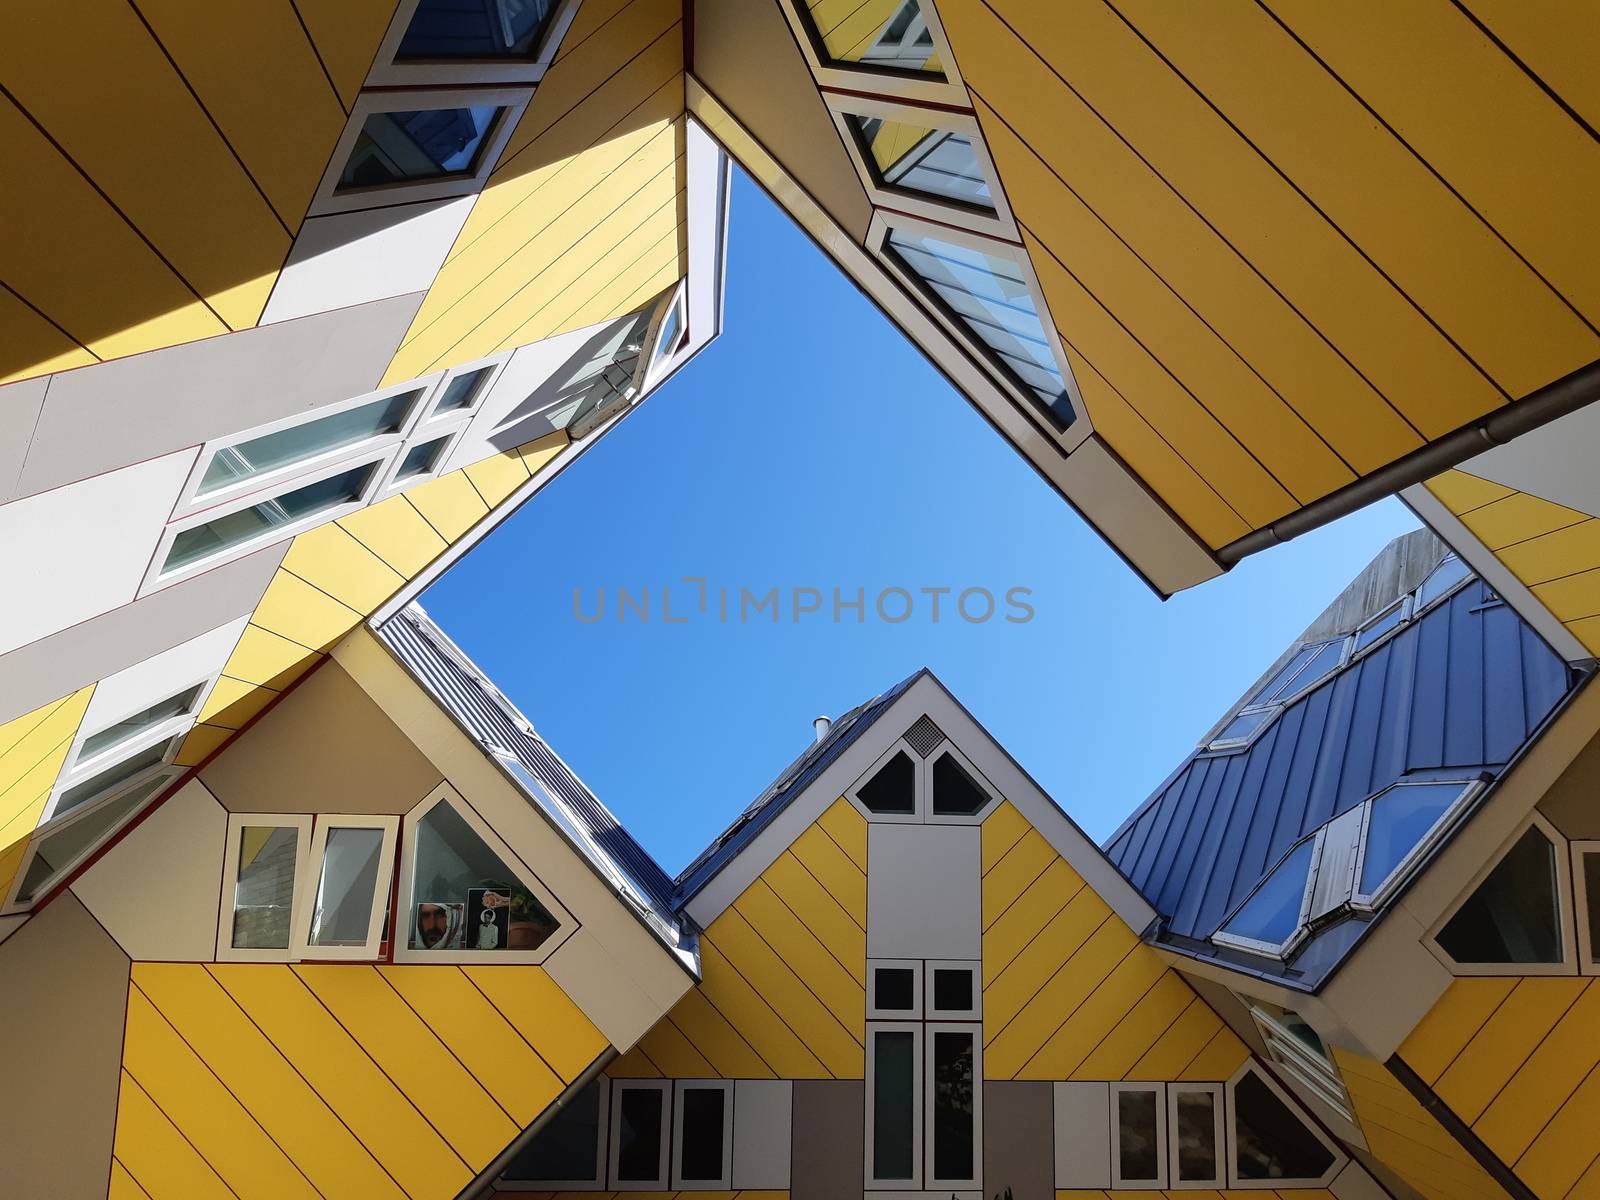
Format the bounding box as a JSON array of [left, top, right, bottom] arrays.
[[930, 752, 988, 816], [1437, 824, 1564, 965], [11, 772, 172, 908], [858, 750, 917, 815], [1232, 1068, 1337, 1182]]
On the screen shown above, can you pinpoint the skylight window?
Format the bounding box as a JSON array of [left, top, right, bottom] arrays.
[[337, 105, 505, 191], [845, 115, 993, 210], [1353, 597, 1408, 655], [1417, 553, 1471, 610], [1215, 836, 1317, 957], [1355, 780, 1480, 903]]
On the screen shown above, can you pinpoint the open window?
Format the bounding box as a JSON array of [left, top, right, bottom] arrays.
[[1227, 1064, 1342, 1188], [1434, 814, 1574, 974], [218, 814, 313, 962], [1250, 1005, 1351, 1121], [609, 1079, 671, 1189], [500, 1076, 608, 1189], [292, 815, 399, 961], [395, 784, 571, 963], [1169, 1083, 1225, 1189], [672, 1080, 734, 1190]]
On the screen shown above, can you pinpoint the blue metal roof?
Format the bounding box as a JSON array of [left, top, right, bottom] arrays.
[[1105, 573, 1578, 983]]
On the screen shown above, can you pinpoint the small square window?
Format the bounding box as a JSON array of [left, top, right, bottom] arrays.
[[337, 105, 506, 192], [932, 967, 972, 1013], [396, 437, 451, 481], [433, 366, 494, 413], [875, 967, 916, 1012]]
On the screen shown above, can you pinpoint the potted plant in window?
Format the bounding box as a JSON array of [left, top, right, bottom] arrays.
[[503, 882, 559, 950]]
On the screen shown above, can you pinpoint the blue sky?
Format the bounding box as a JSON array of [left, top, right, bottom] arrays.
[[424, 170, 1421, 876]]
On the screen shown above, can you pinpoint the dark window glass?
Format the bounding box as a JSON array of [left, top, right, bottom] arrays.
[[1218, 836, 1315, 950], [872, 1030, 916, 1180], [931, 1029, 975, 1181], [337, 106, 504, 191], [397, 0, 558, 60], [503, 1079, 600, 1181], [931, 754, 987, 815], [1175, 1091, 1218, 1182], [1586, 852, 1600, 965], [678, 1087, 726, 1181], [874, 966, 916, 1012], [1437, 826, 1564, 964], [1117, 1089, 1160, 1182], [859, 750, 916, 814], [932, 967, 973, 1013], [615, 1087, 664, 1182], [1234, 1071, 1335, 1180], [1359, 782, 1468, 896], [396, 437, 450, 481], [435, 366, 493, 411]]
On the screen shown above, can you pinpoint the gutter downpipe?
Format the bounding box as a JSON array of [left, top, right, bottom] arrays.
[[1387, 1054, 1539, 1200]]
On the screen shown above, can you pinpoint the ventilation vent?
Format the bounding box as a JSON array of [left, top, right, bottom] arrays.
[[903, 715, 945, 758]]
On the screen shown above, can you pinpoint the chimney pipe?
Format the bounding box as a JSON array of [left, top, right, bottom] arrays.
[[813, 715, 831, 743]]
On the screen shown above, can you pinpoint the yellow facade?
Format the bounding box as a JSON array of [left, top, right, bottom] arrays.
[[0, 687, 95, 900]]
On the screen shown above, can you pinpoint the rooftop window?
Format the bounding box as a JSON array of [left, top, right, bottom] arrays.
[[396, 0, 559, 60], [1215, 836, 1317, 956]]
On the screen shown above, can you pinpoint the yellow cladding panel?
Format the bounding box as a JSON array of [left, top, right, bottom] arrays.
[[2, 0, 287, 330], [1398, 977, 1517, 1084], [1425, 468, 1517, 515], [174, 722, 234, 768], [281, 523, 407, 613], [337, 495, 452, 577], [462, 966, 611, 1084], [0, 686, 95, 896], [517, 431, 570, 477], [0, 285, 95, 384], [109, 1160, 151, 1200], [463, 448, 532, 508], [196, 676, 280, 732], [113, 1072, 235, 1200], [1467, 0, 1600, 133], [293, 0, 401, 110], [251, 568, 364, 653], [219, 625, 322, 690], [405, 470, 492, 542]]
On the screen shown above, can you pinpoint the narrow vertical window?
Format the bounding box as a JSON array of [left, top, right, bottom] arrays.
[[673, 1081, 733, 1188], [1113, 1085, 1164, 1187], [928, 1027, 976, 1185], [612, 1083, 668, 1187], [870, 1026, 919, 1183], [1172, 1087, 1221, 1185], [1583, 850, 1600, 966], [295, 816, 398, 960], [230, 825, 303, 951]]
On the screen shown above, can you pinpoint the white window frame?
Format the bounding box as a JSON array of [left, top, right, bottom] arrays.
[[923, 1021, 983, 1192], [497, 1075, 610, 1190], [870, 211, 1092, 456], [309, 87, 534, 216], [924, 960, 981, 1020], [147, 449, 391, 591], [1350, 594, 1413, 660], [366, 0, 583, 87], [608, 1078, 672, 1190], [393, 783, 573, 964], [1350, 777, 1486, 911], [925, 742, 999, 824], [775, 0, 970, 107], [291, 814, 400, 961], [869, 958, 924, 1020], [824, 93, 1017, 239], [1225, 1062, 1345, 1189], [1110, 1081, 1168, 1189], [169, 378, 437, 520], [216, 813, 314, 963], [41, 729, 187, 830], [1426, 810, 1578, 976], [1212, 829, 1323, 961], [642, 281, 689, 390], [849, 739, 925, 824], [1208, 636, 1353, 755], [2, 766, 182, 914], [1249, 1007, 1352, 1122], [670, 1079, 735, 1190], [1167, 1082, 1225, 1190], [60, 678, 211, 781], [866, 1020, 924, 1190], [376, 419, 471, 498], [1413, 553, 1475, 616], [1572, 840, 1600, 977], [424, 354, 511, 425]]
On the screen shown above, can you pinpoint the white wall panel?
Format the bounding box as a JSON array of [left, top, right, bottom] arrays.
[[0, 448, 196, 655], [1460, 402, 1600, 516], [867, 823, 981, 959], [1054, 1081, 1111, 1188], [75, 614, 248, 744], [732, 1079, 792, 1189]]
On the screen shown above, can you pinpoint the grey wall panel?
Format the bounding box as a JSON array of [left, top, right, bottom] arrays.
[[791, 1079, 862, 1200], [0, 890, 129, 1200], [16, 290, 425, 498], [0, 373, 47, 502], [867, 823, 981, 959], [985, 1081, 1055, 1200], [732, 1079, 792, 1189], [1537, 727, 1600, 839], [0, 539, 285, 726]]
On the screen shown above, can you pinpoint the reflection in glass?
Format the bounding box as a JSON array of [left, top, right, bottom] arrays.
[[396, 437, 451, 482], [931, 1029, 974, 1181], [56, 739, 173, 820], [811, 0, 944, 77], [1117, 1089, 1160, 1182], [1359, 783, 1468, 897], [1175, 1091, 1217, 1182], [338, 106, 504, 191], [435, 367, 494, 412], [1212, 708, 1273, 748], [308, 827, 385, 947], [1354, 602, 1406, 653], [886, 228, 1074, 432], [231, 826, 300, 950], [397, 0, 558, 60], [848, 115, 992, 209], [17, 775, 169, 904], [1219, 836, 1316, 951], [166, 463, 378, 573], [1234, 1072, 1334, 1181], [1437, 826, 1563, 964], [201, 392, 418, 493], [80, 686, 202, 761], [873, 1030, 916, 1179], [1417, 554, 1471, 609], [409, 800, 557, 952]]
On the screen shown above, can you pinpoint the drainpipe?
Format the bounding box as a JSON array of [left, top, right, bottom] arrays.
[[1386, 1054, 1538, 1200]]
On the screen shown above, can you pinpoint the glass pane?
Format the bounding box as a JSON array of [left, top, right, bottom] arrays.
[[1354, 602, 1406, 653], [1212, 708, 1273, 748], [1252, 644, 1319, 705], [1277, 638, 1344, 699], [166, 463, 377, 572], [847, 116, 993, 209], [397, 0, 558, 59], [933, 967, 973, 1013], [1234, 1072, 1335, 1180], [200, 392, 418, 493], [1586, 853, 1600, 965], [859, 750, 916, 814], [1117, 1089, 1160, 1182], [409, 800, 557, 952], [56, 739, 173, 819], [654, 302, 682, 364], [504, 1078, 600, 1181], [79, 685, 202, 760], [1437, 826, 1563, 964], [874, 966, 916, 1011], [396, 437, 450, 481], [308, 826, 385, 948], [679, 1087, 726, 1181], [337, 106, 504, 191], [1359, 782, 1468, 896], [810, 0, 944, 77], [231, 826, 300, 950], [616, 1087, 664, 1182], [1219, 837, 1316, 950], [17, 775, 169, 903], [886, 228, 1075, 432], [931, 753, 987, 815], [1175, 1091, 1218, 1182], [931, 1029, 974, 1181], [435, 367, 493, 412], [873, 1030, 916, 1179], [1418, 554, 1470, 608]]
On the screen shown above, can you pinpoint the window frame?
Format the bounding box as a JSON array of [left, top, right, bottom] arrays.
[[925, 741, 999, 824], [870, 211, 1092, 456], [642, 282, 689, 390], [865, 1019, 924, 1190], [1167, 1081, 1225, 1189], [41, 729, 187, 829], [291, 814, 400, 962], [849, 738, 925, 824], [868, 958, 925, 1020], [1572, 840, 1600, 977], [824, 92, 1017, 239], [1350, 594, 1413, 660], [924, 960, 981, 1020], [169, 378, 437, 521], [923, 1020, 983, 1191], [1350, 777, 1486, 912], [1249, 1006, 1352, 1122], [1426, 810, 1578, 976], [1212, 829, 1323, 961], [423, 354, 511, 424], [367, 0, 583, 87], [1208, 636, 1353, 755], [393, 783, 573, 964], [775, 0, 970, 107], [375, 419, 471, 498], [216, 813, 314, 963], [1224, 1062, 1345, 1189], [608, 1078, 672, 1190], [670, 1079, 735, 1190], [849, 734, 1001, 826], [62, 679, 210, 779], [1110, 1080, 1169, 1189], [309, 87, 533, 216], [1412, 552, 1475, 616]]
